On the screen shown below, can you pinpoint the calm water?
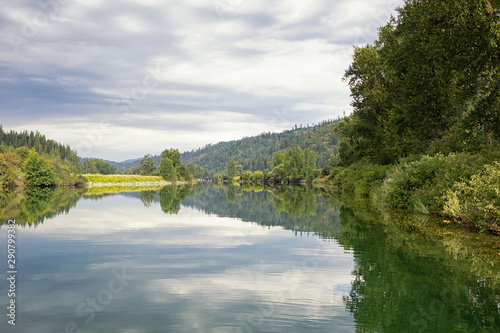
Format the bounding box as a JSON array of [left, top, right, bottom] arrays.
[[0, 183, 499, 333]]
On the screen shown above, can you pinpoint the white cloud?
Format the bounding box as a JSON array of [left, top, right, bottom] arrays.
[[0, 0, 403, 160]]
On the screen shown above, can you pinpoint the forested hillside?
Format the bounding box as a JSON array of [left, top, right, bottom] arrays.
[[104, 158, 144, 172], [0, 127, 86, 187], [108, 119, 341, 176], [0, 126, 82, 170], [181, 119, 341, 176]]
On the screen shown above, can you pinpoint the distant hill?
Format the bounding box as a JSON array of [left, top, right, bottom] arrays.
[[102, 119, 341, 176], [80, 157, 144, 172], [181, 119, 341, 176]]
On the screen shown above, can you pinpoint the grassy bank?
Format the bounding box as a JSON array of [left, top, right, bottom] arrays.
[[84, 174, 196, 187], [85, 174, 164, 184], [322, 151, 500, 234]]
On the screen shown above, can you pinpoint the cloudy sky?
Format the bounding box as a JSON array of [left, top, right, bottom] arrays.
[[1, 0, 402, 161]]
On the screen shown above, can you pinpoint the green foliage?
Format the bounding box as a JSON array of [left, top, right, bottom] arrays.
[[186, 163, 204, 179], [212, 173, 223, 183], [0, 150, 23, 187], [328, 162, 390, 198], [139, 154, 157, 176], [125, 166, 141, 175], [0, 145, 85, 187], [24, 153, 59, 187], [0, 126, 83, 172], [181, 119, 341, 177], [178, 164, 192, 182], [268, 147, 318, 182], [159, 148, 192, 182], [83, 159, 119, 175], [162, 149, 182, 168], [227, 159, 237, 181], [240, 171, 253, 182], [445, 162, 500, 233], [321, 165, 333, 176], [159, 156, 177, 181], [253, 171, 264, 182], [377, 153, 500, 214], [339, 0, 500, 165]]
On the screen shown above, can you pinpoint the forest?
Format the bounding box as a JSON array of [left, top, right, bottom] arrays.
[[182, 119, 340, 177], [0, 126, 82, 171], [0, 128, 86, 187]]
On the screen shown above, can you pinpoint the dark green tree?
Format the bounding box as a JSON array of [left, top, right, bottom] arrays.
[[186, 163, 204, 178], [162, 149, 182, 168], [139, 154, 157, 175], [159, 156, 177, 181], [178, 164, 193, 182], [339, 0, 500, 165]]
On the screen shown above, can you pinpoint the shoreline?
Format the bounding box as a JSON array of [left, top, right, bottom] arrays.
[[86, 180, 195, 188]]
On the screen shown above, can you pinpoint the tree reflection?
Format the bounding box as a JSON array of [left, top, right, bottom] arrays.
[[139, 190, 157, 207], [335, 203, 500, 332], [182, 183, 341, 237], [159, 184, 194, 214], [0, 187, 85, 226]]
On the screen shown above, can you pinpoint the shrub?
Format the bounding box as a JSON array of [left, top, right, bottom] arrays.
[[24, 154, 59, 186], [444, 162, 500, 233], [328, 162, 389, 198], [379, 152, 500, 213], [253, 171, 264, 182], [212, 173, 223, 183], [379, 155, 447, 209], [240, 171, 253, 182]]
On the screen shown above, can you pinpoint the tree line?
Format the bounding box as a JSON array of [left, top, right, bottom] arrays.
[[337, 0, 499, 165], [118, 149, 195, 182], [213, 147, 320, 184], [0, 126, 82, 171], [82, 159, 119, 175]]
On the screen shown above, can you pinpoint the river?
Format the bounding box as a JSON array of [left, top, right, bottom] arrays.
[[0, 183, 499, 332]]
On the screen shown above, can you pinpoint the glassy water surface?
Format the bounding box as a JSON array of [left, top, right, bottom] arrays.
[[0, 183, 499, 333]]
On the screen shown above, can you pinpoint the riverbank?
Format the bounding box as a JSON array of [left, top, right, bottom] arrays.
[[84, 174, 196, 188], [319, 151, 500, 234]]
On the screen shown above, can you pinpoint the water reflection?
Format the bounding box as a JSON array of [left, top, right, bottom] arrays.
[[0, 186, 85, 226], [333, 198, 500, 332], [0, 184, 498, 332]]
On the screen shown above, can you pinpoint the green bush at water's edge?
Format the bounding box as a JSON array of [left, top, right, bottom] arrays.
[[1, 146, 86, 188], [325, 151, 500, 233], [444, 161, 500, 233]]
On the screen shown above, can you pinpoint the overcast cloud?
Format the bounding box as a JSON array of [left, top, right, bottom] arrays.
[[0, 0, 402, 161]]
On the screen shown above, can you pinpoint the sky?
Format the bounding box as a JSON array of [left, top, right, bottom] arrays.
[[1, 0, 403, 161]]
